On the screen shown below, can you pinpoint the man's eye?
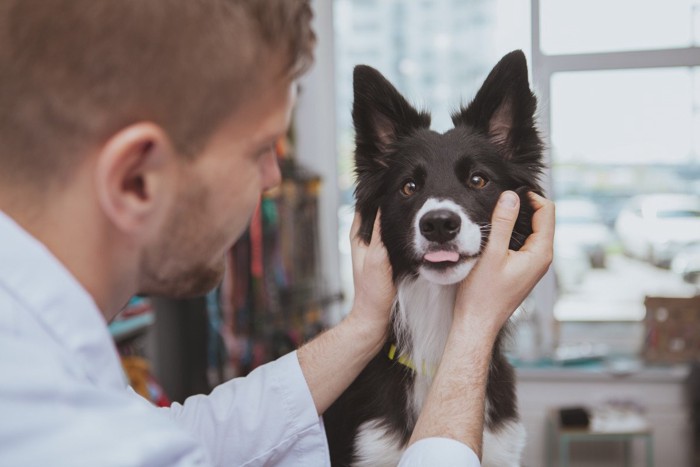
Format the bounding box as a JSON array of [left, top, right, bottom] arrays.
[[256, 145, 275, 159], [467, 173, 488, 189]]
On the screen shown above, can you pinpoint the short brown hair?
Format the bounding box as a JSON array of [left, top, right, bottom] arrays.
[[0, 0, 315, 187]]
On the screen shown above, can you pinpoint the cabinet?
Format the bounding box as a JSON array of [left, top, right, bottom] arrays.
[[516, 364, 691, 466]]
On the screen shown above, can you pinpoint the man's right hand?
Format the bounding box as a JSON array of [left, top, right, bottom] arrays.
[[407, 190, 554, 456], [454, 190, 555, 339]]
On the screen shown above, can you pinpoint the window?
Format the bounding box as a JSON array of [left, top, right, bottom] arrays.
[[533, 1, 700, 337], [333, 0, 532, 313], [540, 0, 700, 55]]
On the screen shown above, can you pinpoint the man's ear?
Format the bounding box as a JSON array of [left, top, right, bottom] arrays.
[[95, 123, 177, 238], [452, 50, 539, 161], [352, 65, 430, 165]]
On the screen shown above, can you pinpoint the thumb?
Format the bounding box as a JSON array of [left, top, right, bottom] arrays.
[[486, 191, 520, 255], [350, 212, 367, 270]]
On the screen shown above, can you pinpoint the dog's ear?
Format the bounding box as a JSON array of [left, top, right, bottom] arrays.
[[452, 50, 539, 161], [352, 66, 431, 244], [353, 65, 430, 163]]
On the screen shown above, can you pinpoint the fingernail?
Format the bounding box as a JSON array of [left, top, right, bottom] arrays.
[[500, 191, 518, 208]]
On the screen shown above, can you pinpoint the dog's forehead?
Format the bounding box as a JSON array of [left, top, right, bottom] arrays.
[[393, 127, 493, 169]]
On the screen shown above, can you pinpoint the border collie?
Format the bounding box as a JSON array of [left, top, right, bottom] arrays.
[[323, 50, 544, 466]]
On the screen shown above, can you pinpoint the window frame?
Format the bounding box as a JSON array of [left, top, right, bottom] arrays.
[[530, 0, 700, 328]]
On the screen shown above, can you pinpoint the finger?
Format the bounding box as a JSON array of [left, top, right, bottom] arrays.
[[527, 192, 548, 211], [530, 194, 555, 240], [369, 209, 383, 247], [486, 191, 520, 255], [350, 210, 362, 243], [367, 210, 394, 281], [350, 211, 367, 270], [520, 194, 555, 256]]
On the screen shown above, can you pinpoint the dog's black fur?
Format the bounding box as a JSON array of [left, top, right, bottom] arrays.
[[323, 50, 544, 466]]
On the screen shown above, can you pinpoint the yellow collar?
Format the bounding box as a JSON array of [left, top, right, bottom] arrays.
[[387, 344, 437, 376], [387, 344, 416, 371]]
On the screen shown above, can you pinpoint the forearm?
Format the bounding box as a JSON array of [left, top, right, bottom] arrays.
[[297, 309, 388, 416], [408, 316, 496, 459], [407, 192, 553, 458]]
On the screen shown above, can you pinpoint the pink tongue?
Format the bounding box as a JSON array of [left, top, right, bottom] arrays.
[[424, 251, 460, 263]]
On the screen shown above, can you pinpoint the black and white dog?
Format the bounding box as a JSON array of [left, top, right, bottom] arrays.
[[323, 51, 544, 466]]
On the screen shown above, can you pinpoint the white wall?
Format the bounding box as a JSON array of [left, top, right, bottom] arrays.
[[294, 0, 343, 325]]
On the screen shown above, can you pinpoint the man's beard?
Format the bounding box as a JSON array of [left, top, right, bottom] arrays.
[[138, 255, 226, 298], [137, 181, 229, 298]]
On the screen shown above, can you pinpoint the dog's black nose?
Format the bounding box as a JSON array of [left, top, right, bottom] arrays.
[[419, 209, 461, 243]]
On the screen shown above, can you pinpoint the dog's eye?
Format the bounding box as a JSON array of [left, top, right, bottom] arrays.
[[401, 180, 417, 197], [468, 174, 488, 189]]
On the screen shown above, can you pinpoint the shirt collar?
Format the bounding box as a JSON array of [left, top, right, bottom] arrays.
[[0, 209, 126, 390]]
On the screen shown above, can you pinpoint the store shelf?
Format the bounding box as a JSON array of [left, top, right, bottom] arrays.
[[109, 312, 155, 343]]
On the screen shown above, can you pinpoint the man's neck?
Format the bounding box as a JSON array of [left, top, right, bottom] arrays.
[[0, 192, 136, 322]]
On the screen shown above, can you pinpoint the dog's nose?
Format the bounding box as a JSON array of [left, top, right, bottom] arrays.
[[419, 209, 461, 243]]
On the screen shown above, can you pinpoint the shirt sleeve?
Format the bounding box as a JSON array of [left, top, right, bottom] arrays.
[[0, 330, 211, 467], [160, 351, 330, 466], [398, 438, 481, 467]]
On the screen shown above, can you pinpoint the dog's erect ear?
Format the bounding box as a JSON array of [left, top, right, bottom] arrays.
[[352, 66, 430, 244], [452, 50, 539, 161], [353, 65, 430, 163]]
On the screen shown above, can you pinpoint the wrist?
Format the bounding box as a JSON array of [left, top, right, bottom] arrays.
[[451, 311, 501, 348], [344, 306, 390, 356]]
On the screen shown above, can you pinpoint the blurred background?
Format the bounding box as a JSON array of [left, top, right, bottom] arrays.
[[113, 1, 700, 466], [296, 1, 700, 465]]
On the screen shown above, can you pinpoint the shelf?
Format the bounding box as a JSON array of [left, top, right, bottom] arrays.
[[109, 312, 155, 343]]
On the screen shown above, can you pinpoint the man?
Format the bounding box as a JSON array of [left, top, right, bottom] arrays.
[[0, 1, 554, 465]]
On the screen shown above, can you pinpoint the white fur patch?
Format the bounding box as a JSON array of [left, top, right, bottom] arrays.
[[395, 277, 455, 383], [482, 420, 527, 467], [353, 420, 404, 467], [390, 277, 526, 467], [413, 198, 482, 285], [352, 416, 526, 467]]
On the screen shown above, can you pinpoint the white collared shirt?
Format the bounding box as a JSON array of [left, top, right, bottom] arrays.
[[0, 210, 328, 466], [0, 209, 478, 466]]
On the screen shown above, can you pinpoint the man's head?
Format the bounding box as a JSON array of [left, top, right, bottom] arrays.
[[0, 0, 315, 309], [0, 0, 314, 186]]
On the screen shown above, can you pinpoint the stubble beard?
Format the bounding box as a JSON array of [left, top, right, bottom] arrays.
[[137, 183, 228, 299]]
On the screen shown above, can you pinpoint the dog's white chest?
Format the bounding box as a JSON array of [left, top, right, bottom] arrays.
[[353, 419, 525, 467], [351, 277, 525, 466]]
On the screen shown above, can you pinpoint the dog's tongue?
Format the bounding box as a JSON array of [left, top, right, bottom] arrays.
[[424, 251, 460, 263]]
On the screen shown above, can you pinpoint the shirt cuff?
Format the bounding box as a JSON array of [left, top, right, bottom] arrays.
[[276, 351, 323, 437], [398, 438, 480, 467]]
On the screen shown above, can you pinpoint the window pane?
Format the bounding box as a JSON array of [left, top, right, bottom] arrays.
[[551, 68, 698, 165], [540, 0, 699, 55], [551, 68, 700, 322]]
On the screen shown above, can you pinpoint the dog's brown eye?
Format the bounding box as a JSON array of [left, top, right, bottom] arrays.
[[401, 180, 417, 197], [468, 174, 488, 189]]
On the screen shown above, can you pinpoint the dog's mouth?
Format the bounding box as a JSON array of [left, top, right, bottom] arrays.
[[421, 249, 479, 269]]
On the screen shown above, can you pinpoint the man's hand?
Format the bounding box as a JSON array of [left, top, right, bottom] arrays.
[[408, 190, 554, 454], [346, 211, 396, 341], [454, 191, 555, 338], [297, 210, 395, 416]]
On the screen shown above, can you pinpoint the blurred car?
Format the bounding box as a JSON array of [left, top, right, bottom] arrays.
[[671, 242, 700, 285], [555, 198, 612, 269], [615, 193, 700, 267], [553, 242, 590, 293]]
